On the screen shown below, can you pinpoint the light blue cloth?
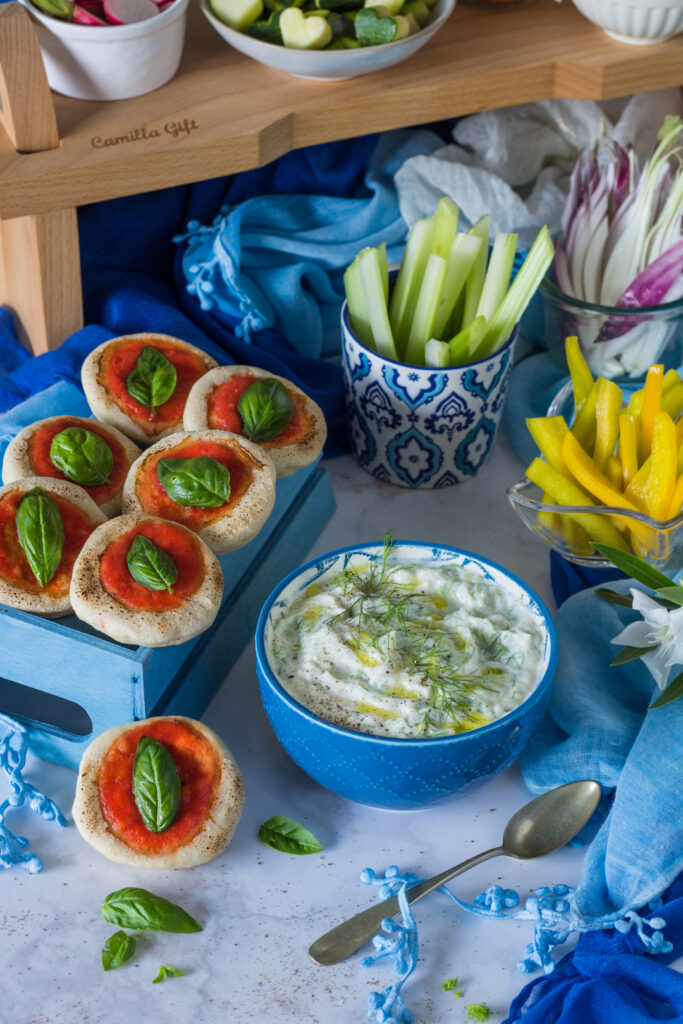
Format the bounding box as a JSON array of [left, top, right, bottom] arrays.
[[522, 579, 683, 921], [177, 130, 442, 361], [0, 381, 90, 472]]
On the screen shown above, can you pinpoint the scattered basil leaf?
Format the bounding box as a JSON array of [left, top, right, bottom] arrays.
[[49, 427, 114, 487], [15, 487, 64, 588], [258, 815, 323, 856], [127, 535, 178, 593], [102, 930, 136, 972], [237, 378, 293, 443], [102, 888, 202, 933], [157, 456, 231, 508], [133, 736, 181, 834], [610, 644, 659, 667], [126, 347, 177, 411], [649, 668, 683, 710], [153, 965, 185, 984]]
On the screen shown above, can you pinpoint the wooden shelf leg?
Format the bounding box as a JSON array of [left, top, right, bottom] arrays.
[[0, 207, 84, 354]]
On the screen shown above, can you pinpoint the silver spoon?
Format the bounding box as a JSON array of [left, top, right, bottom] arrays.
[[308, 779, 601, 966]]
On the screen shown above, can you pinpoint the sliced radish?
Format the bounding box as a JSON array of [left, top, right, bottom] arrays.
[[156, 1, 175, 9], [73, 4, 107, 22], [103, 0, 158, 22]]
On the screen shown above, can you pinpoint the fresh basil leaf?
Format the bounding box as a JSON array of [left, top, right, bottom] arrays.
[[610, 644, 659, 667], [102, 931, 136, 972], [157, 456, 231, 508], [649, 668, 683, 710], [153, 965, 185, 984], [102, 888, 202, 933], [126, 347, 177, 411], [49, 427, 114, 487], [237, 378, 293, 443], [258, 815, 323, 855], [593, 544, 673, 592], [133, 736, 181, 834], [15, 487, 64, 588], [127, 535, 178, 593]]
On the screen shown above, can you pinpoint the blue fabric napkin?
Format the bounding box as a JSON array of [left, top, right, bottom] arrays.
[[176, 129, 441, 360]]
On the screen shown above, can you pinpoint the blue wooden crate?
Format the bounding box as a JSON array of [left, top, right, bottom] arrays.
[[0, 384, 336, 770]]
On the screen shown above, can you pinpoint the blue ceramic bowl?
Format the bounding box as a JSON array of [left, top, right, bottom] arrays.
[[255, 541, 558, 810]]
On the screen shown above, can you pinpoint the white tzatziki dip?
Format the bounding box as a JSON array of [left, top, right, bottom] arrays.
[[268, 549, 547, 739]]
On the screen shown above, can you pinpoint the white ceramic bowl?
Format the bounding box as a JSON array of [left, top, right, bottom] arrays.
[[21, 0, 190, 100], [200, 0, 455, 81], [571, 0, 683, 44]]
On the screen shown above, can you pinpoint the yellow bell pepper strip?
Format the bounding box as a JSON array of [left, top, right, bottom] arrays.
[[640, 363, 664, 461], [667, 474, 683, 520], [627, 389, 644, 419], [624, 411, 677, 522], [593, 378, 623, 471], [662, 382, 683, 420], [606, 454, 623, 490], [536, 489, 590, 552], [565, 335, 593, 415], [619, 414, 639, 487], [525, 458, 627, 549], [663, 369, 683, 392], [536, 491, 557, 534], [571, 383, 597, 451], [526, 416, 570, 473], [560, 431, 652, 546]]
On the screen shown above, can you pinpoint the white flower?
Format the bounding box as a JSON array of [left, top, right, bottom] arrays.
[[611, 590, 683, 690]]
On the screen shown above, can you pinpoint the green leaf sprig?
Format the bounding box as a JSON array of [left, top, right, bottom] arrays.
[[50, 427, 114, 487], [15, 487, 64, 587], [153, 965, 185, 984], [133, 737, 181, 834], [157, 455, 231, 508], [102, 888, 202, 933], [102, 931, 136, 972], [237, 378, 293, 443], [126, 347, 177, 412], [127, 535, 178, 593], [595, 543, 683, 709], [258, 815, 323, 855]]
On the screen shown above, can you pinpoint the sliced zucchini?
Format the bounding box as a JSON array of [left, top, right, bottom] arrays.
[[364, 0, 404, 15], [402, 0, 429, 25], [210, 0, 263, 30], [354, 5, 397, 43], [326, 33, 361, 46], [280, 5, 332, 46], [247, 9, 282, 41], [314, 0, 363, 10]]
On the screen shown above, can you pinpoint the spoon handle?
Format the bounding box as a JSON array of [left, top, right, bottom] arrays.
[[308, 846, 505, 966]]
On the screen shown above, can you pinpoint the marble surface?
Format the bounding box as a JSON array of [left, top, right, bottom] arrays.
[[0, 437, 589, 1024]]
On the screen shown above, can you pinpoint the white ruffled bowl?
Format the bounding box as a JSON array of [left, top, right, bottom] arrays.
[[570, 0, 683, 44]]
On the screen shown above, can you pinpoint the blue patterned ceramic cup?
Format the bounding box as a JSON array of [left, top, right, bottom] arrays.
[[341, 301, 518, 488], [255, 541, 557, 809]]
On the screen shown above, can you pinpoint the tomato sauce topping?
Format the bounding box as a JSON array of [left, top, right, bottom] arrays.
[[100, 339, 207, 433], [207, 375, 313, 448], [134, 437, 256, 529], [100, 519, 205, 613], [97, 718, 220, 855], [29, 417, 128, 506], [0, 490, 95, 597]]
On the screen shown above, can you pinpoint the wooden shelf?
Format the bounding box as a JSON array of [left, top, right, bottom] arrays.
[[1, 0, 682, 220]]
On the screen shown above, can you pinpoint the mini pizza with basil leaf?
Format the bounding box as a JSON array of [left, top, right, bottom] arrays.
[[0, 477, 106, 617], [70, 514, 223, 646], [122, 431, 276, 555], [72, 716, 244, 869], [81, 334, 218, 445], [2, 415, 141, 517], [183, 366, 327, 478]]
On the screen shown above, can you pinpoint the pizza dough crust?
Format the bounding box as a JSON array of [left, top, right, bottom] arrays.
[[70, 514, 223, 647], [2, 415, 141, 517], [183, 365, 327, 478], [81, 334, 218, 445], [72, 716, 245, 869], [122, 430, 276, 555]]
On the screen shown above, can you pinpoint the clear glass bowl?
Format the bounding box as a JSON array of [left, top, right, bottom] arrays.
[[541, 276, 683, 383]]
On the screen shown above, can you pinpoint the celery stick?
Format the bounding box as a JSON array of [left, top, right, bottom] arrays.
[[477, 225, 553, 356], [432, 197, 459, 258], [404, 253, 448, 365], [389, 217, 435, 355], [343, 256, 373, 350], [432, 233, 482, 340], [445, 287, 466, 340], [461, 215, 490, 329], [377, 241, 389, 306], [425, 339, 451, 368], [476, 232, 518, 321], [448, 315, 487, 366], [358, 247, 398, 361]]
